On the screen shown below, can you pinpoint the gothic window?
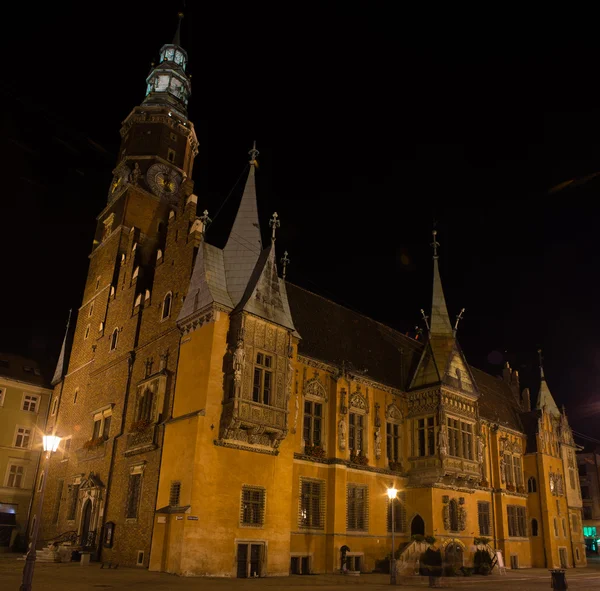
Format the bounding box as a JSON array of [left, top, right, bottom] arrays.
[[449, 499, 459, 532], [240, 486, 265, 527], [161, 292, 172, 320], [387, 496, 407, 533], [417, 416, 435, 457], [349, 412, 364, 453], [478, 501, 491, 535], [528, 477, 537, 493], [507, 505, 527, 537], [14, 427, 31, 449], [386, 422, 401, 462], [110, 328, 118, 351], [299, 478, 325, 529], [126, 468, 143, 520], [21, 394, 40, 412], [346, 483, 368, 532], [531, 518, 538, 536], [169, 481, 181, 506], [252, 353, 272, 405], [303, 401, 322, 447]]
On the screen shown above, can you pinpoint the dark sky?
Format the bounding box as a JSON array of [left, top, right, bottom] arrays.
[[2, 4, 600, 438]]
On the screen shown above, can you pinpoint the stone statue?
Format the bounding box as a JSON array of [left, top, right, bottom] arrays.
[[374, 427, 382, 459], [458, 506, 467, 531], [477, 435, 485, 463], [338, 418, 347, 451], [233, 339, 245, 373], [287, 356, 294, 395], [499, 455, 506, 483], [438, 425, 448, 456], [293, 394, 299, 433], [131, 162, 141, 185]]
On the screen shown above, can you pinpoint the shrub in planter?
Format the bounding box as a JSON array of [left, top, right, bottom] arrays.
[[461, 566, 474, 576], [479, 563, 491, 576], [506, 483, 516, 492], [474, 549, 493, 574], [419, 548, 442, 578], [304, 445, 325, 458], [349, 452, 369, 465], [412, 534, 425, 543], [83, 437, 104, 450], [389, 461, 403, 472], [424, 535, 436, 545]]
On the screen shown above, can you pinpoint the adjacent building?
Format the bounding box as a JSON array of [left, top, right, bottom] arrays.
[[576, 448, 600, 554], [36, 15, 586, 575], [0, 354, 51, 550]]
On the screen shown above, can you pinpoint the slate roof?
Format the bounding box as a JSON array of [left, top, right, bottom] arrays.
[[285, 282, 524, 431], [0, 352, 50, 388]]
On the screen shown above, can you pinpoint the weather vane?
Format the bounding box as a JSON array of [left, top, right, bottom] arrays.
[[453, 308, 465, 335], [431, 229, 440, 259]]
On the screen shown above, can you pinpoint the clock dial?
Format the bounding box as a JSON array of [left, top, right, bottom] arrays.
[[146, 163, 181, 199]]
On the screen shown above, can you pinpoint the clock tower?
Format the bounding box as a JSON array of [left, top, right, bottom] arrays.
[[99, 12, 198, 252]]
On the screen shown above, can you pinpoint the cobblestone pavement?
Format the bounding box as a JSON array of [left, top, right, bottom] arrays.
[[3, 554, 600, 591]]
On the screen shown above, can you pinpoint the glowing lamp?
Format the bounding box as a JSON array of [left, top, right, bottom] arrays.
[[387, 487, 398, 500], [42, 435, 61, 453]]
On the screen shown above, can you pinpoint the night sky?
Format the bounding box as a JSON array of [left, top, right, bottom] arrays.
[[2, 4, 599, 438]]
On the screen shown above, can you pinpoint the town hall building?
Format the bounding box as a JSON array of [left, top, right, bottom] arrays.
[[35, 14, 586, 576]]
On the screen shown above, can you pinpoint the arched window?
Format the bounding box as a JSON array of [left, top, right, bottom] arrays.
[[137, 388, 154, 422], [531, 518, 538, 536], [449, 499, 459, 532], [161, 292, 172, 320], [110, 328, 118, 351], [528, 477, 537, 493]]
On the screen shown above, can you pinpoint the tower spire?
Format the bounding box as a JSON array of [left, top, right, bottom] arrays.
[[429, 229, 453, 336], [536, 348, 560, 415], [173, 12, 184, 46], [51, 309, 73, 386]]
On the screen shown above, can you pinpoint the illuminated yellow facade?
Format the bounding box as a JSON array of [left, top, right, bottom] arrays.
[[148, 158, 585, 576]]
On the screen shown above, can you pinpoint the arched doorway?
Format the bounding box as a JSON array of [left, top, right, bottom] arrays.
[[80, 500, 93, 548], [411, 514, 425, 536], [445, 542, 463, 568]]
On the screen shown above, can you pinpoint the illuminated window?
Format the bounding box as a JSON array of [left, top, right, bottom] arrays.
[[584, 526, 597, 537], [14, 427, 31, 449], [299, 478, 324, 529], [51, 397, 59, 416], [252, 353, 272, 405], [6, 464, 24, 488], [417, 416, 435, 457]]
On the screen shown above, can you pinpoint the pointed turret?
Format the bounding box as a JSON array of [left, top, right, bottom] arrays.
[[536, 349, 560, 415], [51, 310, 72, 386], [223, 143, 263, 307], [172, 11, 183, 46], [410, 231, 476, 394]]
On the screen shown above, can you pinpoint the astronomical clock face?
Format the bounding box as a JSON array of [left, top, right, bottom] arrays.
[[146, 163, 181, 200]]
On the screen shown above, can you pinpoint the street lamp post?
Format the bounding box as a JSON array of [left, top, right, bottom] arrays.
[[387, 486, 398, 585], [20, 434, 61, 591]]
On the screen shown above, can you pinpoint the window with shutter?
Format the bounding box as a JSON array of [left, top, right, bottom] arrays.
[[346, 484, 368, 531], [478, 501, 490, 535], [299, 478, 325, 529], [240, 486, 266, 526]]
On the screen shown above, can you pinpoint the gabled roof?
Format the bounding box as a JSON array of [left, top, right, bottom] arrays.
[[536, 367, 560, 416], [0, 352, 50, 388], [223, 164, 263, 307], [235, 244, 297, 334], [178, 242, 233, 323]]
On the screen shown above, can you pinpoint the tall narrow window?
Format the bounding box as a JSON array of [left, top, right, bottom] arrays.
[[528, 477, 537, 493], [461, 422, 473, 460], [513, 457, 523, 487], [299, 478, 324, 529], [52, 479, 64, 525], [37, 472, 44, 492], [387, 496, 407, 533], [478, 501, 491, 535], [448, 418, 460, 456], [137, 388, 155, 422], [504, 454, 513, 484], [386, 422, 401, 462], [346, 484, 368, 531], [449, 499, 459, 531], [161, 293, 172, 320], [110, 328, 118, 351], [417, 417, 435, 456], [252, 353, 272, 405], [84, 324, 90, 339], [169, 481, 181, 506], [303, 401, 323, 447], [240, 486, 265, 526], [531, 518, 538, 536], [349, 412, 364, 453], [126, 473, 142, 519]]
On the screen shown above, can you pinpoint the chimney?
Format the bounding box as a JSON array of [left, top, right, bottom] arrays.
[[503, 361, 512, 384], [512, 369, 520, 393]]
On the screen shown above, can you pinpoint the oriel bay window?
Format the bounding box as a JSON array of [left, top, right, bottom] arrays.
[[303, 401, 322, 447], [447, 417, 474, 459], [416, 416, 435, 457], [252, 353, 272, 405], [349, 412, 364, 453]]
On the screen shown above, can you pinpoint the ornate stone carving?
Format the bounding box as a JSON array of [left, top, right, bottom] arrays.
[[350, 392, 368, 413], [340, 388, 348, 415], [305, 378, 326, 399], [131, 162, 141, 185], [374, 427, 382, 459], [438, 425, 448, 456], [374, 402, 381, 428], [477, 435, 485, 463], [233, 338, 245, 385], [458, 505, 467, 531], [338, 418, 347, 451], [442, 504, 450, 530], [386, 403, 403, 422]]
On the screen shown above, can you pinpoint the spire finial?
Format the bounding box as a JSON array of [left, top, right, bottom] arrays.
[[431, 229, 440, 259], [270, 212, 280, 242], [173, 12, 184, 46], [453, 308, 465, 335], [538, 348, 545, 379], [281, 251, 290, 279], [249, 141, 259, 166], [200, 210, 212, 237], [420, 309, 430, 331]]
